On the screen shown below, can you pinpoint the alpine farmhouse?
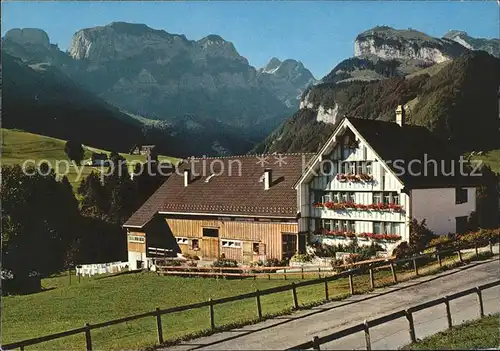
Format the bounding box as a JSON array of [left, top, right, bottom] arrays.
[[123, 107, 478, 269]]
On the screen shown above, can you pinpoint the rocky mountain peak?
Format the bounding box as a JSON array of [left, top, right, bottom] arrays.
[[355, 25, 468, 64], [261, 57, 283, 73], [443, 30, 500, 58], [4, 28, 51, 48]]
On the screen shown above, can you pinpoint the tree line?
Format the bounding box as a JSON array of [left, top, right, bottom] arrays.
[[1, 156, 169, 294]]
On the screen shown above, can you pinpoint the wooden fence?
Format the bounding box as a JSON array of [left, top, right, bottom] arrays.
[[2, 241, 496, 351], [286, 279, 500, 350]]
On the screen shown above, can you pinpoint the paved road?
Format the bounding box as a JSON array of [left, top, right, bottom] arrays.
[[165, 258, 500, 350]]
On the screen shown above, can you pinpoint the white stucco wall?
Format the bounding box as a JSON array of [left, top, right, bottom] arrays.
[[128, 251, 146, 270], [411, 188, 476, 235]]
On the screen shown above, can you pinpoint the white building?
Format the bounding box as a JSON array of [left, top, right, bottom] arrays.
[[295, 106, 478, 252]]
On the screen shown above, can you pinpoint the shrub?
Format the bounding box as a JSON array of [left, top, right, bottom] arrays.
[[344, 253, 361, 265], [183, 253, 200, 260], [290, 253, 313, 263], [164, 260, 182, 267], [392, 241, 413, 259], [212, 258, 238, 268]]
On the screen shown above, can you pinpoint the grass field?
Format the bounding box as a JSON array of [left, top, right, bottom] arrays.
[[2, 250, 491, 350], [403, 313, 500, 350], [1, 128, 178, 188]]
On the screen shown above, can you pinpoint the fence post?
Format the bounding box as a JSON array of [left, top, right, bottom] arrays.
[[256, 289, 263, 321], [369, 268, 375, 290], [292, 282, 299, 309], [155, 307, 164, 344], [324, 277, 329, 301], [489, 240, 493, 253], [301, 267, 304, 279], [84, 323, 92, 351], [405, 310, 416, 343], [363, 320, 372, 351], [312, 335, 320, 350], [474, 244, 479, 257], [208, 298, 215, 330], [348, 273, 354, 295], [457, 250, 463, 263], [390, 263, 397, 283], [476, 287, 484, 318], [284, 268, 287, 280], [413, 258, 419, 276], [318, 267, 321, 279], [68, 269, 71, 285], [437, 253, 442, 267], [444, 296, 452, 329]]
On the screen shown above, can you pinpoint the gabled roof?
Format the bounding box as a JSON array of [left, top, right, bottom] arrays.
[[123, 153, 314, 228], [347, 118, 480, 189], [296, 117, 481, 190]]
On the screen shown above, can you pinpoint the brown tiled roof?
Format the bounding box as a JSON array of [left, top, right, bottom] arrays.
[[123, 153, 314, 228]]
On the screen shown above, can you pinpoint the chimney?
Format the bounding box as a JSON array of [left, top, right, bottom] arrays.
[[396, 105, 405, 127], [264, 169, 272, 190], [183, 169, 190, 187]]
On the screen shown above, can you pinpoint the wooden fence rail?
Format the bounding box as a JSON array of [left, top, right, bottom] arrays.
[[286, 279, 500, 350], [2, 240, 495, 351]]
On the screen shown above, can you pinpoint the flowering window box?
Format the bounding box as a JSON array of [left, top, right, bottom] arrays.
[[356, 232, 401, 241]]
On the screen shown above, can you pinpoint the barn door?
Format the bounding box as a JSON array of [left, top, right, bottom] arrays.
[[201, 228, 220, 259]]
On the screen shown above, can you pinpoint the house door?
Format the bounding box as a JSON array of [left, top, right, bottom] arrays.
[[202, 228, 220, 259], [282, 233, 297, 260]]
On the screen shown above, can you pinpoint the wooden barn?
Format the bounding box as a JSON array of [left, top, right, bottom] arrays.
[[123, 154, 313, 269]]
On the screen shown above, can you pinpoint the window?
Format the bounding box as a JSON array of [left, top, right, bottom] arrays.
[[373, 193, 382, 204], [393, 194, 400, 205], [455, 188, 468, 204], [342, 161, 350, 174], [203, 228, 219, 237], [128, 235, 145, 243], [349, 162, 356, 174], [334, 220, 341, 231], [341, 192, 348, 202], [366, 162, 373, 175], [221, 240, 242, 248], [373, 222, 382, 234], [357, 162, 364, 175], [176, 237, 189, 245], [333, 192, 340, 203], [342, 221, 348, 232], [191, 239, 199, 250], [322, 193, 332, 203], [252, 242, 260, 254], [384, 193, 391, 204], [392, 223, 400, 235], [321, 219, 333, 231], [384, 222, 392, 234], [348, 193, 355, 203]]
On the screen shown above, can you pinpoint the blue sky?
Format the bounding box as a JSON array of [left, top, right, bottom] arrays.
[[2, 1, 498, 78]]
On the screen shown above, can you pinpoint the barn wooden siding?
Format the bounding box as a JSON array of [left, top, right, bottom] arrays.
[[127, 231, 146, 253], [166, 218, 298, 262]]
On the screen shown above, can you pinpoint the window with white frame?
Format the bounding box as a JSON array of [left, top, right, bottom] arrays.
[[373, 193, 382, 204], [393, 193, 400, 205], [321, 219, 333, 231], [384, 193, 391, 204], [392, 223, 400, 235], [384, 222, 391, 234], [365, 162, 373, 175], [221, 240, 242, 248], [176, 237, 189, 245], [348, 193, 355, 203], [128, 235, 145, 243], [333, 192, 340, 203], [373, 222, 382, 234], [341, 192, 348, 202]]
